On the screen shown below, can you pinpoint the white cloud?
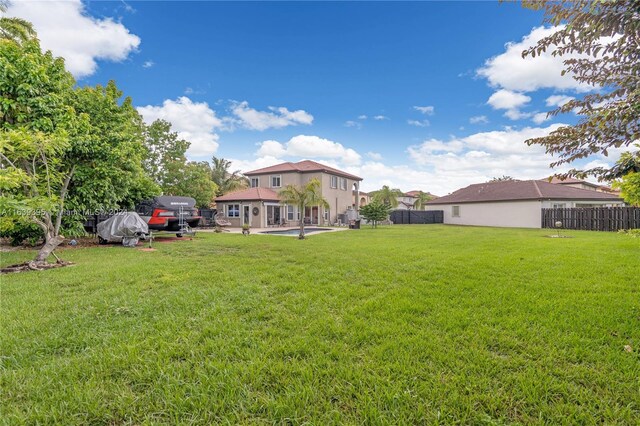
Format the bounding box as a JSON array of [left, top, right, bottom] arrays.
[[399, 124, 575, 193], [545, 95, 575, 107], [137, 97, 223, 158], [408, 119, 430, 127], [358, 115, 368, 120], [373, 115, 389, 121], [532, 112, 550, 124], [487, 89, 531, 110], [255, 135, 361, 166], [6, 0, 140, 78], [487, 89, 533, 121], [477, 26, 593, 93], [231, 101, 313, 131], [414, 106, 435, 115], [470, 115, 489, 124], [367, 152, 383, 161], [142, 60, 154, 69], [344, 120, 362, 129]]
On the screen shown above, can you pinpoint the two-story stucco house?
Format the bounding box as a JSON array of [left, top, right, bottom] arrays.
[[215, 160, 363, 228]]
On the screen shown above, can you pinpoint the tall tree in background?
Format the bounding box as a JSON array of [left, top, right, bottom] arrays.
[[0, 1, 36, 44], [521, 0, 639, 181], [612, 146, 640, 206], [371, 185, 403, 208], [143, 119, 189, 187], [412, 191, 434, 210], [278, 178, 329, 239], [142, 120, 217, 208], [210, 156, 247, 197]]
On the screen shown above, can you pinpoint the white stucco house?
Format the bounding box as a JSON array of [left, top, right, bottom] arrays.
[[424, 180, 624, 228]]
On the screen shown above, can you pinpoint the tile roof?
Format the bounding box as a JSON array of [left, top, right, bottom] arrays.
[[215, 187, 281, 202], [426, 180, 623, 205], [245, 160, 362, 181]]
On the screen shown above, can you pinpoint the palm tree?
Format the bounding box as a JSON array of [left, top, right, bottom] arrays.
[[278, 178, 329, 239], [0, 1, 36, 44], [370, 185, 403, 208], [210, 156, 248, 197], [412, 191, 434, 210]]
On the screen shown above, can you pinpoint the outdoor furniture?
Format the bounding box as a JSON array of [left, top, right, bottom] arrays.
[[214, 212, 232, 232]]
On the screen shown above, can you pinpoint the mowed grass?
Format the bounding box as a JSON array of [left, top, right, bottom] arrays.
[[1, 225, 639, 425]]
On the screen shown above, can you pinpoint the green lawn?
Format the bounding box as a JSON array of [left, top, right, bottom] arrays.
[[1, 225, 639, 425]]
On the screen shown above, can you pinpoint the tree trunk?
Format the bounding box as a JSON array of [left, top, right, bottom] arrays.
[[34, 234, 65, 264], [299, 203, 305, 239]]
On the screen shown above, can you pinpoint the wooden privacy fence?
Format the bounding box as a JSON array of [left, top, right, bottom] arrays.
[[542, 207, 640, 231], [390, 210, 443, 225]]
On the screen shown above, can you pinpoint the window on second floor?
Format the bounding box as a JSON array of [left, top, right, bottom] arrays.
[[271, 175, 281, 188], [339, 177, 347, 190], [250, 177, 259, 188], [330, 175, 338, 189]]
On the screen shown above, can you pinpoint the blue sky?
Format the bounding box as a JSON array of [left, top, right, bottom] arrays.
[[6, 1, 619, 194]]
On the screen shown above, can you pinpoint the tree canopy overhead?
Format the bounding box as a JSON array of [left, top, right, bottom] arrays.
[[521, 0, 639, 181]]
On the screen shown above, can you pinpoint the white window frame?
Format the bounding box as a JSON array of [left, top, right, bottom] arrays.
[[250, 177, 259, 188], [227, 204, 240, 218], [330, 175, 338, 189], [452, 205, 460, 217], [271, 175, 281, 188], [287, 205, 295, 221], [552, 203, 567, 209]]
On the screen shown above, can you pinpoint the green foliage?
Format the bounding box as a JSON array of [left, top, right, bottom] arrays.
[[412, 190, 434, 209], [611, 147, 640, 206], [359, 200, 391, 228], [210, 156, 248, 196], [143, 119, 190, 187], [613, 172, 640, 206], [0, 220, 42, 246], [278, 178, 329, 239], [370, 185, 403, 208], [2, 226, 639, 424], [0, 1, 36, 44], [141, 120, 217, 208], [522, 0, 639, 180], [67, 81, 160, 213], [163, 161, 218, 208], [618, 228, 640, 238]]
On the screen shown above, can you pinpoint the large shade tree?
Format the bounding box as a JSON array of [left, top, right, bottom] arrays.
[[521, 0, 639, 181], [0, 37, 158, 266], [278, 178, 329, 239], [142, 119, 217, 208]]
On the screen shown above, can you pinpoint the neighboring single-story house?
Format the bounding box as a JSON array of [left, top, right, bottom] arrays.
[[424, 180, 625, 228]]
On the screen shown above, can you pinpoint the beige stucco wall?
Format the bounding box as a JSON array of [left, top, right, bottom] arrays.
[[425, 200, 543, 228], [425, 199, 625, 228], [250, 171, 359, 224]]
